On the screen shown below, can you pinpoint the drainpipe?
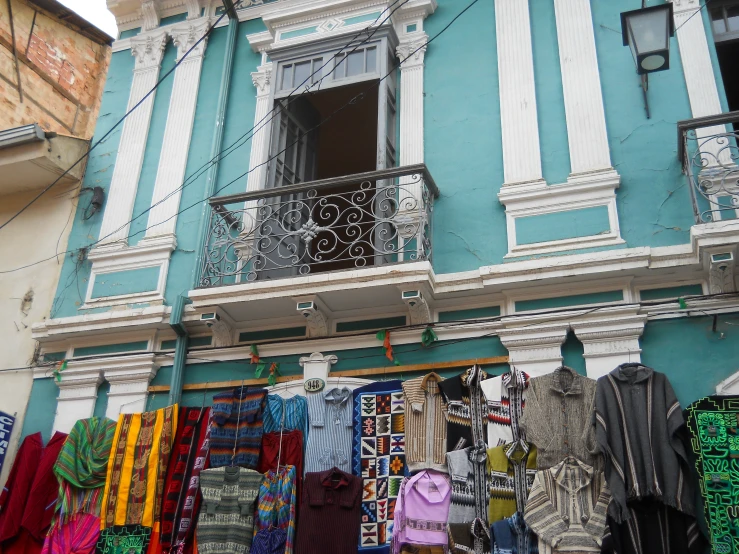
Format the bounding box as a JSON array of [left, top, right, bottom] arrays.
[[169, 13, 240, 405]]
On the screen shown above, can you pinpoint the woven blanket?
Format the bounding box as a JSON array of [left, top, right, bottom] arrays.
[[353, 380, 406, 552]]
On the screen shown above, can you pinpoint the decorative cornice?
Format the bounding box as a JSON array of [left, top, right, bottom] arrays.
[[101, 353, 159, 383], [141, 0, 161, 31], [251, 64, 273, 94], [130, 30, 169, 70], [670, 0, 701, 15], [185, 0, 201, 19], [299, 352, 339, 367]]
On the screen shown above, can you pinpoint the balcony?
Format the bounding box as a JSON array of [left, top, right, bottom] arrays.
[[679, 111, 739, 223], [197, 164, 438, 289]]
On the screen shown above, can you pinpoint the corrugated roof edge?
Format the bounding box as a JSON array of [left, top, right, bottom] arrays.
[[25, 0, 114, 46]]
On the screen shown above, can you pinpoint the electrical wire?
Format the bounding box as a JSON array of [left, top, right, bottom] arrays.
[[0, 0, 412, 274], [0, 2, 240, 233], [18, 292, 739, 376]]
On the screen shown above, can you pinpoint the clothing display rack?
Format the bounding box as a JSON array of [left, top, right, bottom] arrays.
[[147, 355, 510, 393]]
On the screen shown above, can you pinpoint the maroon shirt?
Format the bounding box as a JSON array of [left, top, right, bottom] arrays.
[[295, 468, 362, 554], [0, 433, 43, 544]]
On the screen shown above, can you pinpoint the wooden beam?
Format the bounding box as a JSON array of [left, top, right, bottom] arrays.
[[331, 356, 509, 378], [147, 356, 510, 393]]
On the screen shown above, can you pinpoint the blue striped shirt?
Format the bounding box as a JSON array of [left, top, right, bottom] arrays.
[[304, 387, 354, 474], [263, 394, 308, 441]]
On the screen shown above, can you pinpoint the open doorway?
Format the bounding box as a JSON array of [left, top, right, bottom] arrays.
[[259, 82, 386, 278], [716, 40, 739, 112]]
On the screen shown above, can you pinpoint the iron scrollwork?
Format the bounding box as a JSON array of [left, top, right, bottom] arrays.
[[199, 170, 434, 288]]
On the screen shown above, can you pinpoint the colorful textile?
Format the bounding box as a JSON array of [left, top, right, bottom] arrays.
[[353, 380, 406, 552], [295, 468, 363, 554], [487, 442, 537, 524], [305, 387, 354, 474], [210, 387, 267, 469], [438, 366, 490, 453], [101, 406, 178, 529], [255, 465, 297, 554], [95, 524, 152, 554], [41, 513, 100, 554], [490, 512, 538, 554], [392, 470, 451, 554], [523, 458, 610, 554], [520, 367, 601, 471], [402, 374, 448, 473], [155, 407, 211, 554], [263, 395, 308, 441], [54, 417, 116, 523], [685, 395, 739, 553], [595, 364, 695, 523], [197, 466, 261, 554], [257, 430, 303, 510], [481, 368, 529, 448]]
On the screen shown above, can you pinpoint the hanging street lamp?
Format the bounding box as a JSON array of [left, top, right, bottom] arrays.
[[620, 3, 675, 118]]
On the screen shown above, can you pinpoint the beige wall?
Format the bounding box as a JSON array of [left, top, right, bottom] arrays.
[[0, 181, 78, 484]]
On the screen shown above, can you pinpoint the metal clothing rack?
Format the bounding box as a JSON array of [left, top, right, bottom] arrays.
[[147, 355, 510, 393]]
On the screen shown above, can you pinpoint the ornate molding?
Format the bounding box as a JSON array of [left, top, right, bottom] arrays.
[[295, 297, 329, 338], [208, 319, 234, 347], [709, 251, 736, 294], [141, 0, 161, 31], [185, 0, 201, 19], [170, 20, 210, 60], [130, 30, 168, 71], [670, 0, 701, 14], [401, 289, 431, 325], [397, 33, 428, 68], [251, 64, 273, 95]]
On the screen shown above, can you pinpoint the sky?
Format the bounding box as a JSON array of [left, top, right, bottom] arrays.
[[58, 0, 118, 38]]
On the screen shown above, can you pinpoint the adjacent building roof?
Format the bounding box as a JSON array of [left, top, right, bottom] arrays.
[[26, 0, 114, 46]]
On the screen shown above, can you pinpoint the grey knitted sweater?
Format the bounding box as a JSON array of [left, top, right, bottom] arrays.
[[594, 364, 696, 523]]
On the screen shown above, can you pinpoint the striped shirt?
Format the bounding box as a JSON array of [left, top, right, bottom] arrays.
[[487, 442, 537, 523], [524, 458, 610, 553], [210, 387, 267, 469], [481, 369, 529, 447], [402, 374, 448, 473], [263, 394, 308, 440], [305, 387, 354, 474]]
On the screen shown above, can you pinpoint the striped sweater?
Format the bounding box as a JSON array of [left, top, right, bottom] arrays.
[[402, 374, 448, 473], [210, 387, 267, 469], [524, 458, 610, 553]]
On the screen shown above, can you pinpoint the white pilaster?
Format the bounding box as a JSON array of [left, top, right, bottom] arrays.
[[103, 354, 159, 418], [146, 21, 209, 239], [53, 362, 103, 433], [670, 0, 729, 164], [498, 323, 569, 377], [553, 0, 613, 176], [396, 33, 427, 211], [299, 352, 339, 382], [571, 309, 647, 380], [496, 0, 544, 186], [98, 31, 168, 245], [246, 63, 274, 196]]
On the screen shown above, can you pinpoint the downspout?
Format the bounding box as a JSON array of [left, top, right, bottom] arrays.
[[168, 10, 240, 406]]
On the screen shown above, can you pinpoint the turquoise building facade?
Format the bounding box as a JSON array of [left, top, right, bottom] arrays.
[[21, 0, 739, 445]]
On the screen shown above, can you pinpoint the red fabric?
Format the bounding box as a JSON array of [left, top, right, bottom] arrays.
[[22, 432, 67, 541], [0, 432, 68, 554], [0, 434, 43, 544], [258, 430, 303, 512]]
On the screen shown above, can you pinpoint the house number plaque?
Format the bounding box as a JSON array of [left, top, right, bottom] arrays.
[[304, 378, 326, 393]]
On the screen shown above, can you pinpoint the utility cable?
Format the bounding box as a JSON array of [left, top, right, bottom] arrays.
[[675, 0, 715, 31], [0, 0, 412, 273]]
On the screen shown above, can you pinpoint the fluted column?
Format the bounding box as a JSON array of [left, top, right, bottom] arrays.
[[553, 0, 613, 176], [242, 63, 273, 236], [396, 33, 427, 212], [496, 0, 544, 186], [669, 0, 730, 166], [98, 31, 168, 245], [146, 21, 209, 238]]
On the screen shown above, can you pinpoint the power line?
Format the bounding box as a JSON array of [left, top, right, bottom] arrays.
[[0, 0, 412, 274], [19, 292, 739, 376], [0, 3, 240, 233]]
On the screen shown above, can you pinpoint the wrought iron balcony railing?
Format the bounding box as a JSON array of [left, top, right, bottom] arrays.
[[678, 111, 739, 224], [198, 164, 438, 288]]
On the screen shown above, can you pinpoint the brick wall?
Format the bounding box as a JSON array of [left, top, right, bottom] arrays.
[[0, 0, 111, 138]]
